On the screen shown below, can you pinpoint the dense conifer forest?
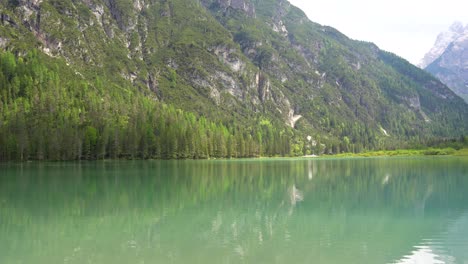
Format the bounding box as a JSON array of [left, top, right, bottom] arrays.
[[0, 51, 299, 160], [0, 0, 467, 160]]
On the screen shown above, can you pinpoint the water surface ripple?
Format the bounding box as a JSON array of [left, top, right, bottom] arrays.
[[1, 157, 467, 263]]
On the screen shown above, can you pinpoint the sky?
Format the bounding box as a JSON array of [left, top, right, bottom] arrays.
[[288, 0, 468, 65]]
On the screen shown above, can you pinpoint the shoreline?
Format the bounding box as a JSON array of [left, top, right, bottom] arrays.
[[329, 147, 468, 158], [1, 148, 466, 163]]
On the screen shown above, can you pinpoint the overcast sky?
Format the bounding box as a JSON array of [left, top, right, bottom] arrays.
[[288, 0, 468, 65]]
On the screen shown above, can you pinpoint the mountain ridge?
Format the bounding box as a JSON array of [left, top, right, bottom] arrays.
[[423, 21, 468, 103], [419, 21, 466, 68], [0, 0, 466, 160]]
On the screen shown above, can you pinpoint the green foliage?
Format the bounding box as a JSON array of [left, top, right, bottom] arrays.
[[334, 147, 466, 157], [453, 148, 468, 156], [0, 0, 466, 160], [422, 148, 456, 156], [0, 50, 297, 160]]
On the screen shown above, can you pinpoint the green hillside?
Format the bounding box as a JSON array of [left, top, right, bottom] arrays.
[[0, 0, 466, 160]]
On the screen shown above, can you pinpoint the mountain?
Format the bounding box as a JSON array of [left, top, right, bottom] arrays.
[[419, 22, 465, 69], [422, 22, 468, 103], [0, 0, 466, 160]]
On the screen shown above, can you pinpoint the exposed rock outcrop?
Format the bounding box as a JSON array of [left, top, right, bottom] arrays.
[[420, 22, 464, 68], [202, 0, 255, 17], [423, 22, 468, 102], [217, 0, 255, 17]]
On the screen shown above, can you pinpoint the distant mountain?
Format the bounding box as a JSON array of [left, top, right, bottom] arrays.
[[420, 22, 465, 69], [422, 22, 468, 102], [0, 0, 467, 160]]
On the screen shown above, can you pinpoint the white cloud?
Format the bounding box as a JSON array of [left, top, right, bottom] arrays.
[[288, 0, 468, 65]]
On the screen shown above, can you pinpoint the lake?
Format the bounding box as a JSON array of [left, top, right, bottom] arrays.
[[1, 157, 467, 264]]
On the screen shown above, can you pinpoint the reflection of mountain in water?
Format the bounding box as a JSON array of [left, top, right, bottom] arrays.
[[289, 184, 303, 206], [1, 158, 467, 263], [395, 211, 468, 264]]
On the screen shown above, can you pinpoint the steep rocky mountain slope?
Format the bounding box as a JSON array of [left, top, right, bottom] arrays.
[[0, 0, 466, 160], [422, 22, 468, 102], [420, 22, 465, 68]]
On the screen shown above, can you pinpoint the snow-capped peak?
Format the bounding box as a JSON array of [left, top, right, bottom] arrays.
[[449, 21, 464, 34], [419, 21, 466, 68]]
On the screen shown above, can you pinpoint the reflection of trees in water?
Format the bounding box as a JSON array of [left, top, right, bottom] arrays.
[[299, 158, 468, 213], [1, 158, 467, 263], [2, 158, 467, 214]]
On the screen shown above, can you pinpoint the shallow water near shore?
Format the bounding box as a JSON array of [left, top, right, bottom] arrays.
[[1, 157, 467, 263]]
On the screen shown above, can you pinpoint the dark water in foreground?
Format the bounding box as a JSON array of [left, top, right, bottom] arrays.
[[1, 157, 467, 264]]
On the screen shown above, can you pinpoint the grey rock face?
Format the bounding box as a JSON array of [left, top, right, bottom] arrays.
[[420, 22, 464, 69], [424, 22, 468, 103], [215, 0, 255, 17]]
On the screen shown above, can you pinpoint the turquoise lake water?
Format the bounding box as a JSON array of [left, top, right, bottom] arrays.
[[1, 157, 467, 263]]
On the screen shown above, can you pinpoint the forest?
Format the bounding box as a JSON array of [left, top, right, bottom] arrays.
[[0, 50, 465, 161], [0, 50, 300, 160]]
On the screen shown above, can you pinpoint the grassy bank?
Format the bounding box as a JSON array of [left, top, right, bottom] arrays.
[[332, 148, 468, 158]]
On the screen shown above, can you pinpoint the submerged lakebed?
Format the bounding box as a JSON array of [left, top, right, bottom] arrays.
[[1, 157, 468, 264]]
